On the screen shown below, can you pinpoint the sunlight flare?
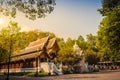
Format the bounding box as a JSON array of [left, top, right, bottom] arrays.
[[0, 18, 4, 24]]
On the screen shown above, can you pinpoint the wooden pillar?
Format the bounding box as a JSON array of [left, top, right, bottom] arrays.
[[35, 56, 40, 76], [37, 57, 40, 72], [33, 59, 36, 68], [35, 57, 38, 76]]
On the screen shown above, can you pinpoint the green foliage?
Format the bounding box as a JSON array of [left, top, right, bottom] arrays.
[[58, 34, 99, 68], [86, 34, 96, 47], [57, 38, 65, 49], [58, 38, 82, 71], [77, 35, 84, 42], [0, 0, 56, 20], [76, 35, 88, 51], [98, 0, 120, 16], [58, 47, 81, 66], [0, 20, 21, 62], [85, 50, 100, 65], [83, 34, 100, 65], [5, 72, 48, 77], [86, 34, 98, 52], [65, 38, 75, 48], [0, 20, 21, 55], [26, 72, 48, 77], [97, 4, 120, 62], [0, 46, 8, 62]]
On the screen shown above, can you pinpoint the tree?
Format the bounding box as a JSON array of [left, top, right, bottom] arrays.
[[98, 0, 120, 16], [76, 35, 87, 51], [97, 0, 120, 62], [65, 37, 75, 48], [97, 7, 120, 62], [0, 0, 56, 20], [85, 50, 100, 65], [0, 20, 21, 59], [86, 34, 98, 52], [86, 34, 96, 47], [57, 38, 65, 49], [0, 20, 21, 55], [80, 34, 100, 65], [58, 38, 82, 73], [58, 47, 81, 72], [0, 46, 8, 63], [77, 35, 84, 42], [0, 20, 21, 80]]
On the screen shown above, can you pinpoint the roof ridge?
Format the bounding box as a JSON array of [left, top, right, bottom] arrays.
[[28, 36, 49, 47]]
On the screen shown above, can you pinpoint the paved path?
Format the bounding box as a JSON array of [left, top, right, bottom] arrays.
[[0, 70, 120, 80]]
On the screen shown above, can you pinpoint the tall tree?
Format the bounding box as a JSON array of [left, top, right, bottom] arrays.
[[76, 35, 87, 51], [86, 34, 98, 52], [0, 0, 56, 20], [0, 20, 21, 55], [0, 20, 21, 80], [97, 1, 120, 62], [98, 0, 120, 16]]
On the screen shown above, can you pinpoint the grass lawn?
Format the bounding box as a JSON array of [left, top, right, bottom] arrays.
[[0, 72, 49, 77]]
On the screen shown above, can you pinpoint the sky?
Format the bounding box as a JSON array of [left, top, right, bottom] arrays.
[[0, 0, 102, 40]]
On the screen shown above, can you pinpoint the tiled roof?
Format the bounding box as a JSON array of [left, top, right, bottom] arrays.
[[28, 36, 49, 47], [47, 38, 56, 49], [11, 52, 41, 61], [12, 37, 49, 57], [10, 36, 59, 61]]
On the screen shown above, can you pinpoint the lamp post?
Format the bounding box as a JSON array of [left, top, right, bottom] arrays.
[[6, 20, 14, 80], [7, 34, 13, 80]]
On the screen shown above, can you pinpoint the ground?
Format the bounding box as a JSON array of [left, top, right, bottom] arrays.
[[0, 70, 120, 80]]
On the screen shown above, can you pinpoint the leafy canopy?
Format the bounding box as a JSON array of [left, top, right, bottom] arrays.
[[98, 0, 120, 16], [0, 0, 56, 20], [97, 0, 120, 62]]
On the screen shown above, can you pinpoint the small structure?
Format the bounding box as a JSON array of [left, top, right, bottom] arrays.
[[73, 42, 82, 56], [0, 36, 62, 75], [73, 42, 89, 73]]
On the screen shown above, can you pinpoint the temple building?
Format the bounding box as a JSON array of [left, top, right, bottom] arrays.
[[0, 36, 62, 75]]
